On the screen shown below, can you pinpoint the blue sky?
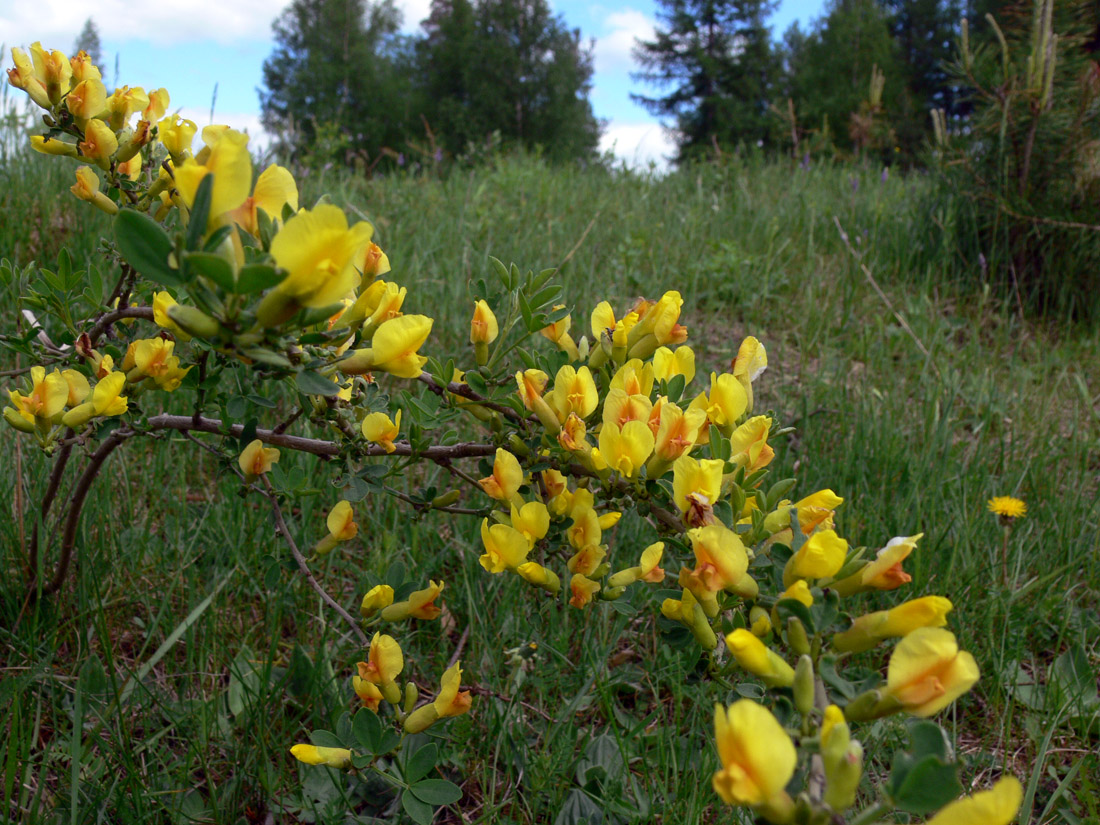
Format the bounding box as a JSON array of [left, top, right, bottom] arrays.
[[1, 0, 826, 165]]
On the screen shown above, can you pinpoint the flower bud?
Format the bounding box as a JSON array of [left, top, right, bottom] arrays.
[[787, 616, 810, 656], [289, 744, 352, 769], [403, 702, 440, 734], [166, 304, 221, 339], [793, 655, 814, 716], [404, 682, 419, 714]]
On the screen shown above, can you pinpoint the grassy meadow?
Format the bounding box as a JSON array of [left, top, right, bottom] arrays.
[[2, 146, 1099, 824]]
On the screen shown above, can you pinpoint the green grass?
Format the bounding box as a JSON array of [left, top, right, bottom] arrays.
[[2, 148, 1099, 824]]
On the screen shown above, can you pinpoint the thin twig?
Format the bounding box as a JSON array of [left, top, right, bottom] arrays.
[[447, 626, 471, 668], [417, 373, 530, 425], [28, 434, 75, 577], [31, 427, 135, 597], [87, 306, 154, 346], [260, 477, 369, 647], [146, 413, 498, 462], [833, 216, 942, 381]]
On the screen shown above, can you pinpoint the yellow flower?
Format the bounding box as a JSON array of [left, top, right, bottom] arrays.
[[340, 315, 433, 378], [382, 580, 444, 620], [358, 633, 404, 686], [478, 448, 523, 502], [78, 119, 118, 167], [130, 338, 190, 390], [780, 580, 814, 607], [725, 630, 795, 687], [142, 88, 170, 122], [832, 534, 920, 597], [30, 42, 72, 105], [782, 529, 849, 586], [69, 166, 117, 214], [510, 501, 550, 547], [362, 410, 401, 453], [602, 388, 652, 429], [174, 129, 252, 230], [702, 372, 748, 435], [732, 336, 767, 411], [540, 306, 579, 359], [433, 661, 473, 718], [610, 359, 654, 397], [672, 455, 725, 523], [239, 439, 280, 476], [595, 420, 654, 477], [566, 506, 601, 550], [884, 627, 980, 717], [728, 416, 774, 472], [105, 85, 148, 131], [8, 366, 68, 422], [749, 606, 772, 637], [353, 676, 384, 711], [326, 500, 358, 541], [684, 524, 749, 592], [289, 744, 352, 769], [925, 776, 1022, 825], [65, 78, 106, 124], [557, 413, 590, 453], [152, 292, 192, 342], [479, 519, 530, 573], [7, 46, 51, 108], [60, 369, 90, 406], [157, 115, 197, 159], [567, 543, 606, 576], [69, 50, 100, 82], [988, 496, 1026, 519], [360, 584, 395, 617], [516, 369, 561, 432], [712, 700, 797, 812], [517, 561, 561, 594], [549, 365, 598, 422], [260, 203, 372, 311], [607, 542, 666, 587], [62, 371, 129, 427], [224, 163, 299, 238], [569, 573, 601, 608], [653, 345, 696, 386], [652, 404, 707, 465], [833, 596, 953, 653], [470, 299, 498, 344]]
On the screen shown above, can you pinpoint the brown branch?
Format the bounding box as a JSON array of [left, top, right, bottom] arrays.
[[145, 413, 498, 462], [259, 477, 369, 647], [27, 433, 75, 578], [87, 306, 155, 346], [417, 373, 530, 425], [31, 427, 135, 597]]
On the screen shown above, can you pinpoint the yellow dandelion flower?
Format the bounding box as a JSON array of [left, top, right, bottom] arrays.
[[988, 496, 1026, 519]]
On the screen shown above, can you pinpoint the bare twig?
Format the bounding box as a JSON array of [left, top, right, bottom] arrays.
[[417, 373, 530, 425], [27, 434, 75, 577], [87, 306, 154, 346], [259, 477, 369, 647], [31, 427, 135, 597], [833, 216, 942, 381]]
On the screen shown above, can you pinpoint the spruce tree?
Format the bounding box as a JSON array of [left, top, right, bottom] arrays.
[[632, 0, 779, 161], [72, 18, 103, 67]]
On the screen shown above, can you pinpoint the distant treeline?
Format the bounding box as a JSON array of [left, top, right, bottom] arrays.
[[257, 0, 1098, 169]]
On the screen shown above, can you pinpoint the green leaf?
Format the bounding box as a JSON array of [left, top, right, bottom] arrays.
[[489, 256, 510, 289], [296, 369, 340, 397], [404, 743, 438, 783], [553, 788, 603, 825], [890, 754, 962, 814], [115, 210, 180, 286], [401, 789, 435, 825], [352, 707, 382, 753], [236, 264, 284, 294], [226, 396, 248, 419], [409, 778, 462, 806], [186, 174, 214, 250], [907, 720, 952, 762], [184, 252, 235, 292]]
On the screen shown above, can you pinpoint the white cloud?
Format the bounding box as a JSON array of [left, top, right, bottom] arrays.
[[0, 1, 293, 47], [599, 120, 674, 169], [0, 0, 429, 46], [593, 9, 654, 75]]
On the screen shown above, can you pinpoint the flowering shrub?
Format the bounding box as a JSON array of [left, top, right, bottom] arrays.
[[5, 42, 1024, 824]]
